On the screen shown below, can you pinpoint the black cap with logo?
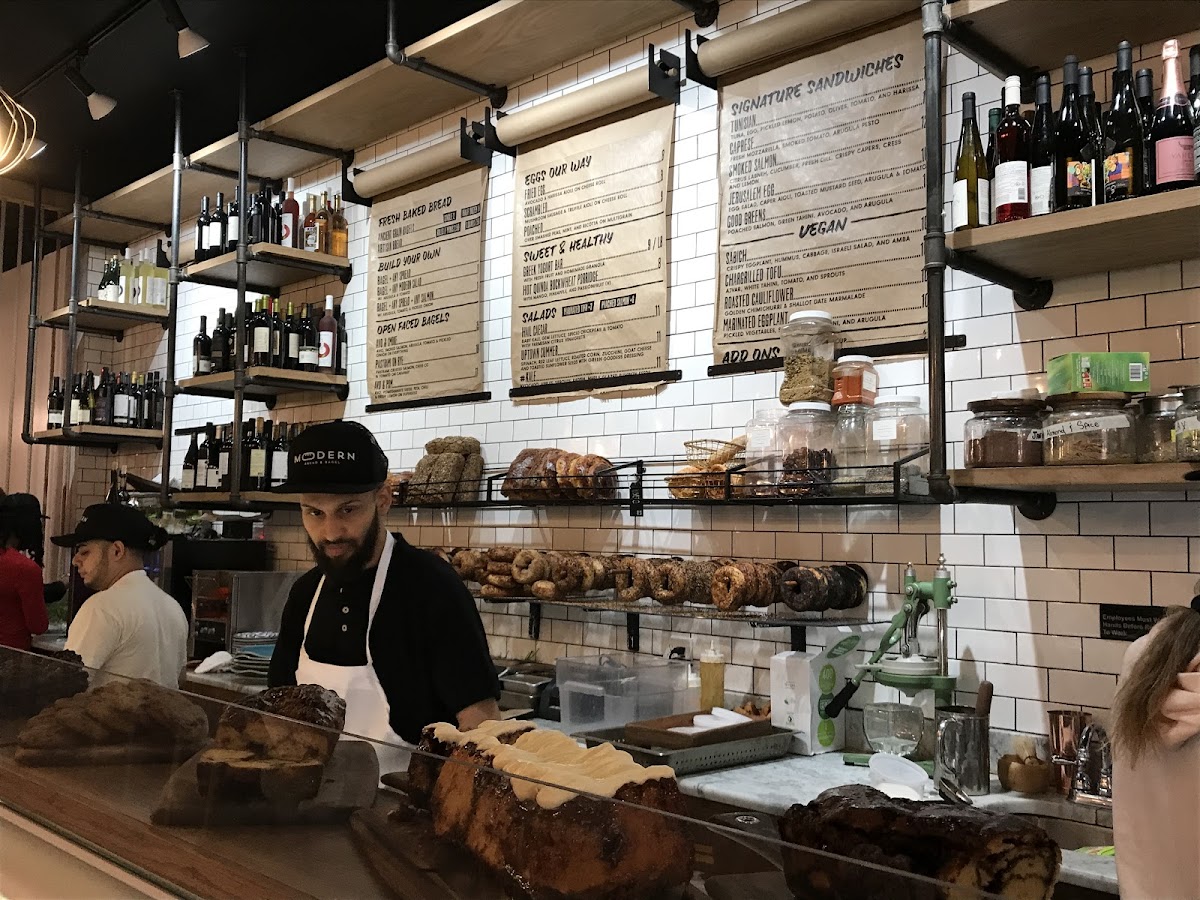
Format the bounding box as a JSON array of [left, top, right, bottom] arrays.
[[276, 420, 390, 495], [51, 503, 169, 551]]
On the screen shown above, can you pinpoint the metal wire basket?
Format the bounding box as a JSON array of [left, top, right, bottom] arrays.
[[684, 438, 746, 465]]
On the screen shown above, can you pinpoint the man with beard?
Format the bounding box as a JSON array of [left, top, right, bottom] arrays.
[[267, 421, 500, 763]]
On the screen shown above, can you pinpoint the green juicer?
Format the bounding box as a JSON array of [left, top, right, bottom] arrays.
[[825, 555, 957, 765]]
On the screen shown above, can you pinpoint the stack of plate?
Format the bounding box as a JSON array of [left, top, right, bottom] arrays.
[[230, 644, 274, 682]]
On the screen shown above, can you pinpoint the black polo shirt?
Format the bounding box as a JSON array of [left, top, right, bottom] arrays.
[[268, 533, 498, 742]]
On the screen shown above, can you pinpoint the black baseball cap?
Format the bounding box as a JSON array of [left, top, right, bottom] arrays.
[[51, 503, 168, 551], [276, 420, 389, 495]]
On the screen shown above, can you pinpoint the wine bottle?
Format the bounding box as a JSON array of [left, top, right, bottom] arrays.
[[193, 315, 212, 376], [1191, 46, 1200, 180], [330, 194, 349, 257], [130, 373, 145, 429], [90, 369, 108, 426], [1078, 66, 1105, 206], [268, 186, 282, 244], [1029, 75, 1055, 216], [1053, 57, 1096, 211], [285, 301, 300, 369], [135, 249, 154, 305], [280, 179, 300, 249], [225, 187, 241, 253], [1150, 39, 1196, 192], [67, 375, 82, 427], [196, 424, 213, 490], [1137, 68, 1157, 186], [152, 372, 165, 430], [271, 298, 285, 368], [111, 373, 129, 427], [336, 304, 348, 376], [218, 425, 233, 491], [76, 372, 93, 425], [211, 307, 229, 373], [181, 432, 199, 491], [118, 249, 136, 303], [47, 376, 63, 429], [247, 185, 265, 244], [248, 417, 268, 491], [316, 191, 332, 254], [994, 76, 1032, 222], [271, 421, 289, 488], [301, 193, 320, 252], [951, 92, 990, 230], [251, 296, 273, 367], [196, 197, 210, 263], [1104, 41, 1147, 202], [298, 303, 319, 372], [97, 254, 119, 302], [208, 424, 224, 490], [209, 190, 227, 257], [984, 107, 1001, 218], [318, 297, 337, 371]]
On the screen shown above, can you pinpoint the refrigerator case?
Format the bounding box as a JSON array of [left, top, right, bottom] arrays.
[[191, 570, 300, 660]]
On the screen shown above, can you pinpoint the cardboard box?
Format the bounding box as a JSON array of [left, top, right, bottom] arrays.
[[1046, 352, 1149, 395], [770, 633, 861, 755]]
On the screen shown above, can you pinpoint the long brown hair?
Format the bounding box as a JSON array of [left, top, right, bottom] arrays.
[[1112, 606, 1200, 764]]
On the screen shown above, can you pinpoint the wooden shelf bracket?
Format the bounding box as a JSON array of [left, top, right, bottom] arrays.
[[946, 247, 1054, 311]]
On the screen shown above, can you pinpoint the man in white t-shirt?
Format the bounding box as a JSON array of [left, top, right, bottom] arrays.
[[52, 504, 186, 688]]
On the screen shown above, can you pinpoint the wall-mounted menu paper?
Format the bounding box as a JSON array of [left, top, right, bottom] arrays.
[[511, 105, 674, 396], [367, 168, 488, 405], [713, 21, 926, 366]]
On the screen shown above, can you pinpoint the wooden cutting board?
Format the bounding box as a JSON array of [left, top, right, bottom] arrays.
[[14, 741, 206, 767], [151, 740, 379, 826]]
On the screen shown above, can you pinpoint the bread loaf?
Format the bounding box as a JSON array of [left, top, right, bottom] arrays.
[[213, 684, 346, 765]]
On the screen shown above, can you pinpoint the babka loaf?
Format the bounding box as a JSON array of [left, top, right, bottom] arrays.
[[778, 785, 1060, 900], [0, 649, 89, 717], [408, 718, 536, 807], [421, 723, 694, 899]]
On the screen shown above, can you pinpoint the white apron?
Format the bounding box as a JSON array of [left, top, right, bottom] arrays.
[[295, 532, 411, 775]]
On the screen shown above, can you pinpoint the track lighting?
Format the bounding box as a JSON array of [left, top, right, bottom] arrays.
[[0, 85, 39, 174], [158, 0, 209, 58], [63, 64, 117, 121], [28, 137, 47, 159]]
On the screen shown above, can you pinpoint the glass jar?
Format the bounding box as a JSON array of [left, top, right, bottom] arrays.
[[832, 355, 879, 407], [779, 310, 838, 405], [833, 403, 871, 494], [1042, 392, 1136, 465], [1137, 393, 1183, 463], [963, 398, 1045, 467], [1174, 386, 1200, 461], [867, 396, 929, 494], [743, 406, 787, 496], [777, 402, 836, 497]]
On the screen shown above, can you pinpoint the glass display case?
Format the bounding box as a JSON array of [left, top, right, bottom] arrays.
[[0, 647, 1057, 899]]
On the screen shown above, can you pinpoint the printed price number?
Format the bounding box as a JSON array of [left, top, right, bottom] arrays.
[[721, 346, 782, 365], [646, 236, 663, 251]]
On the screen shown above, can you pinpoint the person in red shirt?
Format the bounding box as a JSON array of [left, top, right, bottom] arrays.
[[0, 493, 49, 650]]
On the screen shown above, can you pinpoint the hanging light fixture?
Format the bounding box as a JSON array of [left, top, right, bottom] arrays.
[[0, 85, 38, 174], [63, 63, 117, 120], [157, 0, 209, 58]]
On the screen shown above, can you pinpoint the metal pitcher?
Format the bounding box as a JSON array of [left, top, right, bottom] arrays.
[[935, 705, 990, 797]]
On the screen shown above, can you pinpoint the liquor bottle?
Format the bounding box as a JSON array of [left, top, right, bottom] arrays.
[[1150, 39, 1196, 192], [193, 315, 212, 376], [248, 417, 268, 491], [225, 188, 241, 253], [218, 425, 233, 491], [330, 194, 349, 256], [1029, 75, 1055, 216], [301, 193, 320, 252], [196, 197, 210, 262], [97, 254, 120, 302], [196, 424, 213, 490], [252, 296, 273, 367], [181, 431, 199, 491], [270, 421, 288, 488], [209, 191, 227, 257], [1137, 68, 1157, 186], [317, 297, 337, 371], [1191, 46, 1200, 180], [1104, 41, 1147, 202], [994, 75, 1032, 222], [118, 249, 137, 303], [298, 303, 319, 372], [284, 302, 300, 369], [112, 373, 131, 427], [952, 92, 990, 230], [271, 298, 285, 367], [1053, 56, 1097, 211], [335, 304, 348, 376], [280, 179, 301, 249], [47, 376, 63, 429], [152, 372, 165, 430], [211, 307, 229, 373], [1078, 66, 1105, 206]]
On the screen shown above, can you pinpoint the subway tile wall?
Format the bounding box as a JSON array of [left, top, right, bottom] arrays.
[[72, 2, 1200, 735]]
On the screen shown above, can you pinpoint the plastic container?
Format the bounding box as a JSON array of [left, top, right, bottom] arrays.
[[743, 406, 787, 497], [779, 310, 838, 405], [1136, 393, 1182, 463], [866, 396, 929, 494], [1043, 392, 1136, 465], [1174, 385, 1200, 461], [777, 402, 836, 497], [699, 642, 726, 711], [557, 652, 696, 734], [831, 355, 879, 406], [833, 402, 871, 494], [963, 398, 1045, 467]]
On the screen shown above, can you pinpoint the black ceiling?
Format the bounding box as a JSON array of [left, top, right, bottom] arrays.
[[2, 0, 493, 200]]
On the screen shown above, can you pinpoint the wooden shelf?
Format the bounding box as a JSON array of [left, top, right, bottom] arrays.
[[946, 0, 1200, 75], [42, 298, 168, 337], [945, 189, 1200, 281], [177, 366, 348, 405], [183, 243, 351, 292], [951, 462, 1200, 493], [31, 426, 163, 448], [172, 490, 299, 510]]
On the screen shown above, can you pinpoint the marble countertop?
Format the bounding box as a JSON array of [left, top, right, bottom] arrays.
[[181, 670, 267, 696], [30, 633, 67, 653]]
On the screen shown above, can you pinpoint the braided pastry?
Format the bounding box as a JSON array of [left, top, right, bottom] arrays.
[[614, 557, 652, 603], [651, 560, 688, 605], [511, 549, 548, 585]]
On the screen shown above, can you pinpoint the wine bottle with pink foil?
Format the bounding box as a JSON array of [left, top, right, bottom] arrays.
[[1150, 39, 1196, 192]]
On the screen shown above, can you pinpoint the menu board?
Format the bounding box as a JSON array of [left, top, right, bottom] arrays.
[[367, 167, 488, 405], [713, 21, 926, 366], [511, 105, 674, 395]]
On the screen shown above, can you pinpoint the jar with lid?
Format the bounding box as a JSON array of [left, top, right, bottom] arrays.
[[832, 355, 879, 407], [833, 403, 871, 494], [1136, 393, 1182, 462], [1174, 386, 1200, 461], [866, 396, 929, 494], [743, 406, 787, 496], [1042, 392, 1136, 465], [779, 310, 838, 405], [777, 402, 836, 497], [963, 398, 1045, 467]]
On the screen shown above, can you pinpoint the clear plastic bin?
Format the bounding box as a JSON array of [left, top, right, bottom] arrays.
[[557, 652, 697, 735]]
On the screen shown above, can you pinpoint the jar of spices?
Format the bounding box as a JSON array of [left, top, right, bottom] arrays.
[[743, 406, 787, 496], [1174, 386, 1200, 461], [833, 403, 871, 494], [777, 402, 836, 497], [779, 310, 838, 405], [1137, 393, 1183, 463], [1042, 392, 1136, 465], [832, 355, 879, 407], [867, 396, 929, 494], [963, 398, 1045, 467]]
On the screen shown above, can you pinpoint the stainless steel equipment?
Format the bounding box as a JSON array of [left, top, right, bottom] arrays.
[[190, 570, 299, 659], [1070, 722, 1112, 809], [577, 726, 793, 776], [934, 705, 990, 797], [1048, 709, 1092, 795]]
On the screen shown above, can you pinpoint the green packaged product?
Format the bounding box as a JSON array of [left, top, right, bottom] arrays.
[[1046, 352, 1150, 394]]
